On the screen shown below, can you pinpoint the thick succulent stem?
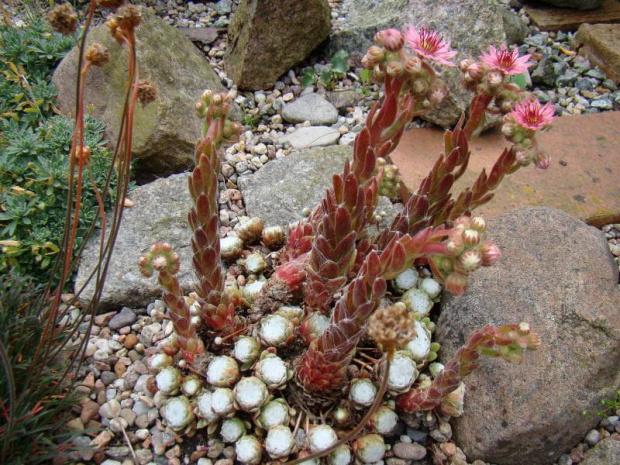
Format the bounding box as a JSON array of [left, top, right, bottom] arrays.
[[397, 323, 541, 413], [139, 243, 204, 363], [295, 227, 446, 395], [189, 92, 241, 331]]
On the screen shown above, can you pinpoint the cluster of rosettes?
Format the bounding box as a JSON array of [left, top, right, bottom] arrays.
[[428, 216, 501, 294]]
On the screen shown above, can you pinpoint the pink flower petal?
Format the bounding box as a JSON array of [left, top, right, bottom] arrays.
[[404, 25, 457, 67]]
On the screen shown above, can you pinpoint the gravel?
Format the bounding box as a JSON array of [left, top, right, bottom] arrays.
[[4, 0, 619, 463]]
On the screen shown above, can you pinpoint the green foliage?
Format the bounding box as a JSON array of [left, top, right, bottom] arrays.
[[302, 50, 350, 90], [0, 274, 81, 464], [0, 19, 120, 285], [0, 19, 74, 130], [582, 389, 620, 417], [242, 112, 261, 129], [0, 115, 120, 283]]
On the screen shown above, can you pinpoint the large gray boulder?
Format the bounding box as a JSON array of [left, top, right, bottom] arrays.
[[329, 0, 528, 128], [437, 207, 620, 465], [75, 174, 195, 311], [226, 0, 331, 90], [238, 146, 401, 228], [53, 7, 236, 182], [535, 0, 604, 10]]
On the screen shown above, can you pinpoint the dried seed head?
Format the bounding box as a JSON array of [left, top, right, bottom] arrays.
[[115, 4, 141, 30], [137, 79, 158, 107], [368, 304, 417, 352], [85, 44, 110, 67], [49, 4, 78, 36]]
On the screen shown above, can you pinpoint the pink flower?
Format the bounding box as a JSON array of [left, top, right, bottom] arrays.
[[511, 99, 556, 131], [403, 26, 457, 67], [480, 44, 533, 75]]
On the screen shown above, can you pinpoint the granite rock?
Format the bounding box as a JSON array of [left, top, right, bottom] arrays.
[[437, 207, 620, 465]]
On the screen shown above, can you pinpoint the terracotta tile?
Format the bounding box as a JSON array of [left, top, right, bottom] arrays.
[[523, 0, 620, 32], [391, 111, 620, 227]]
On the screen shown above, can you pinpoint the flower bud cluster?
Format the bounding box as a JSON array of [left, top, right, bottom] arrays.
[[376, 158, 401, 198], [430, 216, 501, 294], [361, 28, 449, 112]]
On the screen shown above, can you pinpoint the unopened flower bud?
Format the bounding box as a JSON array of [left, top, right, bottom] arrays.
[[535, 150, 551, 169], [374, 29, 404, 52], [487, 70, 503, 88], [428, 85, 447, 106], [466, 62, 485, 81], [480, 241, 501, 266], [458, 249, 483, 272], [440, 382, 465, 417], [515, 148, 530, 166], [445, 272, 469, 294], [372, 65, 386, 84], [412, 79, 429, 96], [459, 58, 475, 72], [404, 56, 423, 75], [502, 122, 516, 138], [364, 45, 385, 68], [386, 60, 404, 77], [85, 44, 110, 67], [446, 237, 464, 256], [461, 229, 481, 246]]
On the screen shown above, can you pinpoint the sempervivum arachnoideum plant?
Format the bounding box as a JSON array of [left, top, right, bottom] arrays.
[[139, 25, 550, 463]]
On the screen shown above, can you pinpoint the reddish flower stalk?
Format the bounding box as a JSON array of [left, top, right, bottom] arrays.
[[295, 227, 450, 396], [189, 92, 241, 331], [397, 323, 541, 413], [139, 243, 204, 363]]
